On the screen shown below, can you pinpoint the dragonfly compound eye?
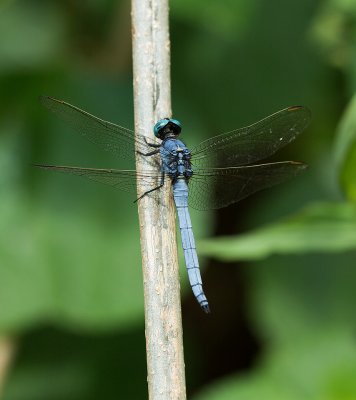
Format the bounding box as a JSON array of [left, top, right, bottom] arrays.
[[154, 118, 182, 138]]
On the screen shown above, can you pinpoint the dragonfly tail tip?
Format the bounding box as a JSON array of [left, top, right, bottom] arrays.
[[201, 303, 211, 314]]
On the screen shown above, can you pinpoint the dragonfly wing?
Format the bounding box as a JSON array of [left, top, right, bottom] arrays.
[[188, 162, 307, 211], [40, 96, 150, 161], [34, 164, 163, 197], [191, 106, 311, 168]]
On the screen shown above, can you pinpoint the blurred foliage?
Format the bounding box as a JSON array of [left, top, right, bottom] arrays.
[[170, 0, 256, 38], [311, 0, 356, 75], [4, 327, 147, 400], [199, 202, 356, 260], [334, 92, 356, 200], [195, 249, 356, 399], [0, 0, 356, 399], [195, 330, 356, 400]]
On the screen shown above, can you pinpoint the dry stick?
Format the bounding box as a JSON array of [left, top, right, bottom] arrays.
[[0, 337, 15, 396], [131, 0, 187, 399]]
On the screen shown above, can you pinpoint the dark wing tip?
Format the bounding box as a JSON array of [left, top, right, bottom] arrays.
[[287, 105, 304, 111], [33, 163, 61, 171], [299, 162, 308, 169], [284, 161, 308, 172], [39, 94, 50, 102], [287, 105, 312, 117], [39, 95, 63, 106], [289, 160, 308, 167], [33, 164, 73, 171], [33, 163, 49, 168], [287, 161, 309, 175]]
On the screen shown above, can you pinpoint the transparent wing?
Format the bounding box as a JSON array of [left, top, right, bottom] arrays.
[[191, 106, 311, 168], [34, 164, 163, 197], [40, 96, 149, 161], [188, 161, 307, 211]]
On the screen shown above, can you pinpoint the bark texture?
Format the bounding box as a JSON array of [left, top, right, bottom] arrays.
[[131, 1, 187, 398]]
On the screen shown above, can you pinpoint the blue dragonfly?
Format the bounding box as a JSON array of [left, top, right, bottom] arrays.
[[36, 96, 311, 313]]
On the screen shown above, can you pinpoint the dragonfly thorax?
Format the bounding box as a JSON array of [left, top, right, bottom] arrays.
[[161, 138, 193, 180]]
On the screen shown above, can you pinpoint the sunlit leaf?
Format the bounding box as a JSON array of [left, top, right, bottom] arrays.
[[193, 329, 356, 400], [198, 202, 356, 260], [334, 93, 356, 201]]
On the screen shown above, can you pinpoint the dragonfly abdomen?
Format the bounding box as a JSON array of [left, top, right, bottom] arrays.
[[173, 178, 210, 313]]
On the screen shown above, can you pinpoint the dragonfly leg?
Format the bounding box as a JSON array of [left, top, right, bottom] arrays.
[[134, 170, 165, 202], [137, 149, 160, 157], [143, 137, 161, 148]]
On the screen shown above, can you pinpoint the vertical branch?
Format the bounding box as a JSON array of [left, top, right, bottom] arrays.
[[0, 337, 15, 396], [131, 1, 187, 399]]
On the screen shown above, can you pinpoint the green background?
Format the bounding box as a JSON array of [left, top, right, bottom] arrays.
[[1, 0, 356, 398]]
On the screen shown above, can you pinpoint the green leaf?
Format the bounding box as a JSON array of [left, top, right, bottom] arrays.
[[193, 329, 356, 400], [0, 126, 145, 332], [310, 1, 356, 69], [0, 194, 145, 332], [198, 202, 356, 261], [334, 93, 356, 201]]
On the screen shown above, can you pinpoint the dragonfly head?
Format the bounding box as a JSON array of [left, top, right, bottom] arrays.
[[154, 118, 182, 139]]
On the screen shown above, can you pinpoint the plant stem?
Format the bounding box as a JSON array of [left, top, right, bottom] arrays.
[[131, 0, 187, 399], [0, 337, 15, 396]]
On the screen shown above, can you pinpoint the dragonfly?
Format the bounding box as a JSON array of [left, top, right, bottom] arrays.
[[36, 96, 311, 313]]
